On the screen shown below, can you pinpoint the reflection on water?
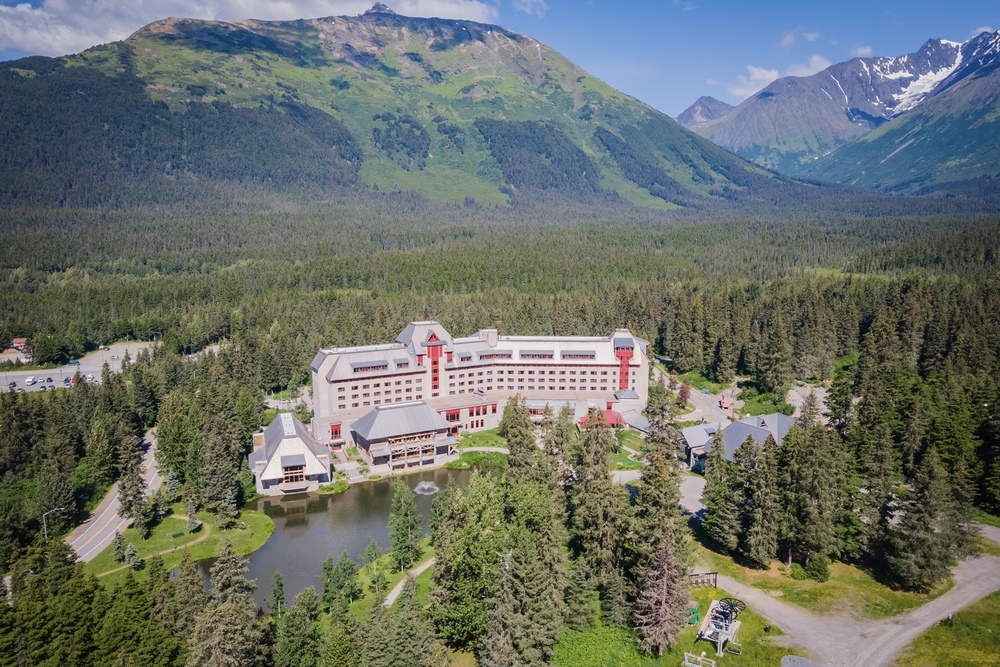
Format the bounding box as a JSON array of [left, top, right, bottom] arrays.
[[205, 468, 469, 609]]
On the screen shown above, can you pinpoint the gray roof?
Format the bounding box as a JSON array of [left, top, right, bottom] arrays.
[[350, 401, 450, 441], [614, 389, 640, 400], [613, 337, 635, 349], [520, 349, 553, 357], [395, 321, 453, 356], [280, 454, 306, 467], [310, 351, 328, 373], [249, 412, 326, 467], [699, 413, 795, 461], [621, 410, 650, 432]]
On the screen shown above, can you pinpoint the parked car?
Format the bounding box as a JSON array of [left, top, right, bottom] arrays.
[[25, 376, 35, 386], [7, 381, 15, 388], [15, 388, 23, 393], [68, 358, 79, 365], [45, 377, 53, 383]]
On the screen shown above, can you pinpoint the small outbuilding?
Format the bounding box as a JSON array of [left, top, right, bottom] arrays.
[[249, 413, 331, 495]]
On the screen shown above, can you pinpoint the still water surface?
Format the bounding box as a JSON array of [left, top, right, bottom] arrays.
[[226, 468, 470, 608]]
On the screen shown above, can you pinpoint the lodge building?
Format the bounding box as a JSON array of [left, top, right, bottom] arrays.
[[310, 321, 650, 465]]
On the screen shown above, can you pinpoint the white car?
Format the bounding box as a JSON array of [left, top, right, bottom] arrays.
[[25, 376, 35, 386]]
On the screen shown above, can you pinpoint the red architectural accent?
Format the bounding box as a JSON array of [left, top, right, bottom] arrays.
[[615, 347, 634, 389]]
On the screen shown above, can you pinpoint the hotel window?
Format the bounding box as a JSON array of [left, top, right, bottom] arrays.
[[338, 387, 345, 392], [518, 385, 524, 390], [282, 465, 304, 484], [363, 401, 370, 406], [352, 385, 358, 390], [601, 371, 608, 375], [338, 404, 346, 409], [374, 382, 381, 388], [374, 400, 381, 405], [363, 384, 370, 389], [528, 370, 534, 375], [352, 403, 359, 408], [406, 379, 412, 384], [416, 394, 423, 400], [352, 394, 358, 399], [363, 393, 370, 398]]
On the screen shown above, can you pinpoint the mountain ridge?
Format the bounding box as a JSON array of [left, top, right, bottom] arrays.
[[1, 5, 800, 211], [679, 31, 1000, 185]]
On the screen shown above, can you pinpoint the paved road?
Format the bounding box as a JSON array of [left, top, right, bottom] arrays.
[[66, 429, 162, 562], [1, 342, 152, 394], [384, 557, 436, 607]]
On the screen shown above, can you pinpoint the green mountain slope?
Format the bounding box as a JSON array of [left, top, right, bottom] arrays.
[[0, 5, 787, 209]]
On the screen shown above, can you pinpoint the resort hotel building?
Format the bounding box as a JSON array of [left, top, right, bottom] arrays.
[[311, 321, 649, 461]]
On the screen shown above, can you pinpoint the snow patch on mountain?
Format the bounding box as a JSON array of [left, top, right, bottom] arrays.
[[893, 51, 964, 113]]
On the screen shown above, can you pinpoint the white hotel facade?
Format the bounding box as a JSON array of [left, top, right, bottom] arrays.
[[310, 321, 650, 468]]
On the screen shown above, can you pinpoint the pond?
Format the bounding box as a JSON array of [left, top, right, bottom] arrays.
[[217, 468, 471, 608]]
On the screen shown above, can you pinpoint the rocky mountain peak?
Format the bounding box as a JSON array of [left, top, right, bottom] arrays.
[[365, 3, 397, 15]]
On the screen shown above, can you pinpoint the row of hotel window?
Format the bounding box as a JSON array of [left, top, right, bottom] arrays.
[[334, 380, 634, 410], [335, 368, 634, 393]]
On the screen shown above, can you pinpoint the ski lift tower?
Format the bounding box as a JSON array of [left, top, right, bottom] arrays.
[[697, 598, 746, 656]]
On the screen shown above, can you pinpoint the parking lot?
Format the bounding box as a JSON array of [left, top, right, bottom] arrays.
[[1, 341, 153, 394]]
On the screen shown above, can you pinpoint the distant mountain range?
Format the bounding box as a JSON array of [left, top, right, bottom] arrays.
[[678, 31, 1000, 192], [0, 4, 798, 210]]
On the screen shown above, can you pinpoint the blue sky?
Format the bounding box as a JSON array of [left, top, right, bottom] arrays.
[[1, 0, 996, 116]]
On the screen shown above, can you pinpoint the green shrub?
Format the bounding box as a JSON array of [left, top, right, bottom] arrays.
[[790, 563, 808, 580], [806, 554, 831, 582]]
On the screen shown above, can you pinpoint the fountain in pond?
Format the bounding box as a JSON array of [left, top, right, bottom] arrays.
[[413, 481, 440, 495]]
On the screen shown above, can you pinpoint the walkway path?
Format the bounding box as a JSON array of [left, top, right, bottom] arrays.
[[383, 557, 436, 607], [66, 428, 161, 562]]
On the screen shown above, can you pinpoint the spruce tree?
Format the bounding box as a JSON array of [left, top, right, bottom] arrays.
[[388, 480, 422, 572], [276, 594, 321, 667], [268, 571, 286, 616], [634, 537, 689, 656], [210, 540, 257, 605], [117, 437, 146, 521], [600, 570, 631, 630], [112, 531, 128, 563], [734, 435, 778, 569], [172, 550, 208, 637], [701, 433, 740, 554], [387, 577, 434, 667], [478, 553, 517, 667], [320, 620, 361, 667], [563, 562, 594, 631]]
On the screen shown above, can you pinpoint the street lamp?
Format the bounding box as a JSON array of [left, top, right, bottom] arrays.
[[42, 506, 66, 541]]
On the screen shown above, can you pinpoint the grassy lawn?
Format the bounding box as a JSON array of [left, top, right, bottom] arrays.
[[456, 427, 507, 450], [612, 448, 644, 471], [979, 537, 1000, 558], [692, 539, 953, 619], [894, 589, 1000, 667], [444, 450, 508, 472], [616, 428, 646, 452], [317, 479, 349, 494], [85, 504, 274, 582], [348, 539, 432, 620], [677, 371, 730, 395], [552, 584, 805, 667], [736, 384, 795, 418], [976, 510, 1000, 529]]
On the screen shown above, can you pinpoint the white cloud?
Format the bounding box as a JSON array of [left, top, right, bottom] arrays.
[[672, 0, 698, 11], [850, 45, 873, 57], [970, 25, 995, 37], [725, 54, 831, 100], [727, 64, 779, 99], [785, 54, 831, 77], [0, 0, 498, 57], [780, 26, 820, 50], [512, 0, 547, 17]]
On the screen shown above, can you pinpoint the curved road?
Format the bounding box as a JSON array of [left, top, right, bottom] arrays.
[[66, 429, 161, 562]]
